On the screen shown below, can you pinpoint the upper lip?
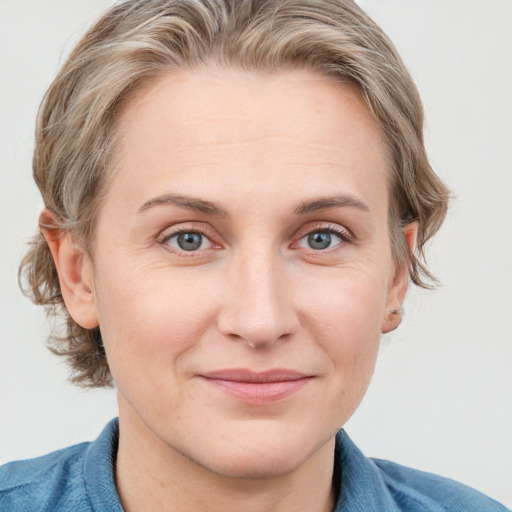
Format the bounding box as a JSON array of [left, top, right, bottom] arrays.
[[200, 368, 310, 383]]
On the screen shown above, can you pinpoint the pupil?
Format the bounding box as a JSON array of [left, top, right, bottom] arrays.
[[177, 232, 202, 251], [308, 231, 331, 250]]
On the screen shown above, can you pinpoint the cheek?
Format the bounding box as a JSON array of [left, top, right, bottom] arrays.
[[299, 267, 387, 375], [302, 274, 384, 427], [93, 262, 220, 380], [302, 264, 387, 326]]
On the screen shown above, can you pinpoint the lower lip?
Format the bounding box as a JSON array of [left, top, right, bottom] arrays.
[[202, 378, 311, 404]]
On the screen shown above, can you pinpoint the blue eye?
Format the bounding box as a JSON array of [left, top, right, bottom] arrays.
[[299, 229, 345, 251], [164, 231, 212, 252], [308, 231, 332, 250]]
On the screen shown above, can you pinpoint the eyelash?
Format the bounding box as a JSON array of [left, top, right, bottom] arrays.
[[296, 223, 353, 250], [158, 226, 216, 257], [157, 223, 353, 256]]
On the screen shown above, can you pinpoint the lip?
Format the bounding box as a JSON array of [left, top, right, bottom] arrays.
[[199, 368, 313, 404]]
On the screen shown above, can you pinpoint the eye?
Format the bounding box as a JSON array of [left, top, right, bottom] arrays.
[[163, 230, 213, 252], [297, 227, 349, 251]]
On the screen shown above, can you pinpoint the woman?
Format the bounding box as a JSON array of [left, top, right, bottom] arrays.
[[0, 0, 508, 510]]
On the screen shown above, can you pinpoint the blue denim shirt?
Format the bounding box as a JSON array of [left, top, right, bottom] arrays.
[[0, 418, 508, 511]]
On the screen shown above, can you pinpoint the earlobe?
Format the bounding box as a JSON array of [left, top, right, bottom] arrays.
[[39, 209, 99, 329], [381, 222, 419, 334]]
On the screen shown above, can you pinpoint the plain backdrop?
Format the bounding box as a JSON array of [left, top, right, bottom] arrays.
[[1, 0, 511, 507]]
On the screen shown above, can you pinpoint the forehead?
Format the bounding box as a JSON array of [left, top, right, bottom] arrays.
[[109, 67, 389, 215]]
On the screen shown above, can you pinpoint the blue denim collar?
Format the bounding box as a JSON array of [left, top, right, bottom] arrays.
[[82, 418, 400, 512], [82, 418, 124, 512], [334, 429, 400, 512]]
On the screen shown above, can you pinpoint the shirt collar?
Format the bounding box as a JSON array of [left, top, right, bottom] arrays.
[[334, 429, 399, 512], [83, 418, 124, 512], [83, 418, 398, 512]]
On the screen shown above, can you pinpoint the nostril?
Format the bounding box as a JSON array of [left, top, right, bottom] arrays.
[[218, 310, 298, 349], [245, 332, 290, 349]]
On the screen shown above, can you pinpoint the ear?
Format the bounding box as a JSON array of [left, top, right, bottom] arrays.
[[381, 222, 418, 334], [39, 209, 99, 329]]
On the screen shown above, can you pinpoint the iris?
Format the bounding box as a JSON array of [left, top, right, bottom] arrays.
[[308, 231, 332, 250], [177, 232, 203, 251]]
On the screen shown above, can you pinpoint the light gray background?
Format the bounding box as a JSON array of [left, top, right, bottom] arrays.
[[1, 0, 511, 507]]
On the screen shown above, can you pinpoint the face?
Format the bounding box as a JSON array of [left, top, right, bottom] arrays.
[[61, 68, 411, 478]]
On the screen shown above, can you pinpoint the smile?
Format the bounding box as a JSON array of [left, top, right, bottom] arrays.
[[199, 369, 313, 404]]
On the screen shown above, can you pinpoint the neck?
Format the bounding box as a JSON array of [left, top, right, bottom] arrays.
[[115, 405, 337, 512]]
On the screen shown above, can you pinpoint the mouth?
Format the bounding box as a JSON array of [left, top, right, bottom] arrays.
[[199, 368, 313, 404]]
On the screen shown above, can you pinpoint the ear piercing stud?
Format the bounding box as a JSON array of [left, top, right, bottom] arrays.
[[389, 309, 400, 315]]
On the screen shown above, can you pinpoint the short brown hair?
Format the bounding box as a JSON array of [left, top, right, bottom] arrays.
[[19, 0, 450, 387]]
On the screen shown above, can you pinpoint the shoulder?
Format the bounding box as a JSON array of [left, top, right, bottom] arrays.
[[0, 419, 122, 512], [0, 442, 92, 512], [372, 457, 509, 512], [335, 430, 508, 512]]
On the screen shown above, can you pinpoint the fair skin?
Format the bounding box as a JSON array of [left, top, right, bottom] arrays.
[[42, 68, 416, 512]]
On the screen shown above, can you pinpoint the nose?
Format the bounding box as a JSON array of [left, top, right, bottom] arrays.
[[217, 249, 300, 348]]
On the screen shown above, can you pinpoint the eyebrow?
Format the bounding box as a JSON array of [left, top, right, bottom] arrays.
[[138, 192, 369, 216], [138, 193, 229, 216], [294, 195, 370, 215]]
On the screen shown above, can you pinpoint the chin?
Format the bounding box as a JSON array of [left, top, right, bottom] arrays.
[[177, 422, 331, 480], [201, 447, 307, 480]]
